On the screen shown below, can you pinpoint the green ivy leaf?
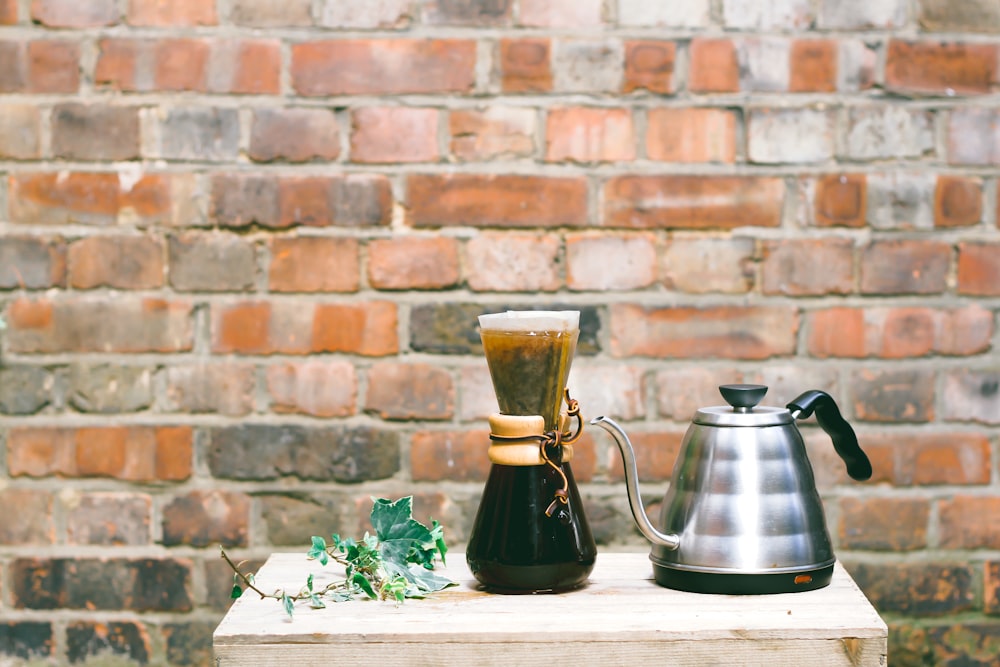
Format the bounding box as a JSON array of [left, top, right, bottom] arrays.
[[308, 536, 329, 566], [371, 497, 437, 569], [308, 594, 325, 609], [282, 593, 294, 618], [306, 573, 314, 592], [230, 584, 242, 600], [352, 572, 377, 599]]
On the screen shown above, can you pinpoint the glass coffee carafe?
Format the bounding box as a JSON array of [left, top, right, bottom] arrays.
[[465, 311, 597, 593]]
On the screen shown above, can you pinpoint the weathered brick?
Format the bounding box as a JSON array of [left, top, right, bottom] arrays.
[[942, 369, 1000, 424], [688, 38, 739, 93], [0, 236, 66, 288], [66, 621, 150, 664], [424, 0, 511, 25], [606, 431, 685, 482], [604, 176, 784, 229], [846, 562, 975, 615], [68, 235, 164, 290], [546, 107, 634, 163], [568, 364, 646, 421], [939, 496, 1000, 549], [250, 108, 340, 163], [409, 174, 588, 227], [368, 237, 459, 290], [162, 490, 250, 548], [809, 306, 992, 358], [0, 105, 40, 159], [13, 557, 192, 611], [817, 0, 908, 29], [459, 362, 498, 421], [851, 368, 935, 422], [661, 237, 755, 294], [647, 107, 737, 163], [207, 424, 400, 482], [0, 39, 80, 93], [655, 367, 752, 421], [351, 107, 440, 163], [210, 174, 279, 227], [64, 492, 151, 546], [449, 107, 535, 161], [0, 489, 54, 544], [0, 0, 17, 23], [958, 242, 1000, 295], [0, 622, 53, 660], [267, 361, 356, 417], [163, 363, 255, 416], [7, 425, 193, 481], [566, 233, 656, 291], [737, 38, 792, 92], [154, 107, 240, 161], [623, 40, 675, 94], [127, 0, 216, 26], [31, 0, 117, 26], [257, 494, 354, 546], [838, 497, 929, 550], [885, 40, 999, 95], [499, 38, 552, 92], [748, 107, 835, 164], [229, 0, 312, 26], [365, 362, 455, 420], [6, 296, 192, 353], [808, 173, 867, 228], [919, 0, 1000, 31], [761, 238, 853, 296], [863, 431, 992, 486], [892, 622, 1000, 666], [410, 430, 491, 482], [618, 0, 709, 27], [68, 363, 153, 413], [292, 39, 475, 95], [268, 236, 358, 292], [552, 39, 622, 93], [163, 621, 215, 667], [610, 304, 799, 360], [722, 0, 812, 30], [859, 240, 950, 294], [319, 0, 410, 28], [520, 0, 601, 27], [52, 103, 140, 161], [0, 365, 53, 415], [935, 175, 982, 227], [947, 108, 1000, 165], [465, 233, 561, 291], [212, 39, 282, 94], [987, 562, 1000, 615], [167, 232, 255, 292], [843, 106, 934, 161], [866, 172, 936, 230]]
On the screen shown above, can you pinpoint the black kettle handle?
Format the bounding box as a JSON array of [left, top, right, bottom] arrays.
[[787, 390, 872, 481]]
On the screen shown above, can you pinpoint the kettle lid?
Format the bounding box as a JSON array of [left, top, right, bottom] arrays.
[[693, 384, 793, 427]]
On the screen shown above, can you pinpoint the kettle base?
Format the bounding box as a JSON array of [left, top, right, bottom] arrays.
[[652, 563, 834, 595]]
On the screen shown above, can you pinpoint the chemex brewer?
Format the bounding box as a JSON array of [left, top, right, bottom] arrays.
[[465, 310, 597, 593]]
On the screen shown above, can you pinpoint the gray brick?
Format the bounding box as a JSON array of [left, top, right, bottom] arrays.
[[156, 108, 239, 161]]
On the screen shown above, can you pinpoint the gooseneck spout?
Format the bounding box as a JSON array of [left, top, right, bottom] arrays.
[[590, 416, 680, 550]]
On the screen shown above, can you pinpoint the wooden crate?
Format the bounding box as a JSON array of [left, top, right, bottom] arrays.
[[214, 551, 887, 666]]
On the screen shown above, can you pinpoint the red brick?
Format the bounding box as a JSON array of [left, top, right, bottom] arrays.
[[0, 489, 54, 544], [250, 108, 341, 163], [646, 108, 737, 163], [1, 0, 17, 23], [623, 40, 675, 94], [863, 431, 991, 486], [449, 107, 535, 161], [228, 40, 281, 94], [500, 38, 552, 92], [0, 105, 40, 159], [163, 363, 256, 416], [64, 492, 151, 546], [268, 237, 359, 293], [162, 491, 250, 547], [465, 233, 561, 292], [292, 39, 475, 95], [661, 237, 755, 294], [957, 242, 1000, 296], [789, 40, 837, 92], [22, 40, 80, 93], [859, 240, 950, 294], [411, 430, 491, 482], [6, 296, 193, 354], [368, 237, 460, 290], [545, 107, 635, 163], [365, 362, 454, 420], [761, 238, 853, 296], [409, 174, 588, 227], [267, 361, 357, 417], [7, 426, 192, 481], [0, 236, 66, 289], [939, 496, 1000, 549], [851, 368, 935, 423], [127, 0, 217, 26], [566, 233, 657, 290], [606, 431, 685, 483], [838, 497, 928, 551], [689, 38, 739, 93], [351, 107, 440, 163], [935, 175, 982, 228], [313, 303, 399, 356], [155, 39, 209, 90], [885, 40, 999, 95], [68, 236, 164, 290], [610, 304, 799, 360], [811, 173, 867, 227], [211, 301, 271, 354], [604, 176, 784, 229], [31, 0, 117, 26], [278, 177, 330, 227], [987, 561, 1000, 614]]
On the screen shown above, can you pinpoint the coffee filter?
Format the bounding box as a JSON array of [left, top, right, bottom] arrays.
[[478, 310, 580, 332]]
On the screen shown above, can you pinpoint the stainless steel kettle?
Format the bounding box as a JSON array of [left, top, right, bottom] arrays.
[[592, 384, 872, 594]]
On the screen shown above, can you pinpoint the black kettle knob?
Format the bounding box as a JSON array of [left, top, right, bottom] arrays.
[[719, 384, 768, 411]]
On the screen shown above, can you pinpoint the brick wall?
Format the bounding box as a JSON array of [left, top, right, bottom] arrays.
[[1, 0, 999, 664]]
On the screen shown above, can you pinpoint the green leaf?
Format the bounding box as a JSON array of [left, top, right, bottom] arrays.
[[352, 572, 377, 599], [371, 497, 437, 567], [385, 560, 457, 594], [307, 536, 329, 566], [230, 584, 242, 600], [282, 593, 294, 618], [431, 519, 448, 566], [308, 594, 325, 609], [306, 573, 314, 592]]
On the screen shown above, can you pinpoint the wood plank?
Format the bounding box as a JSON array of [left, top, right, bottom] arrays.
[[214, 552, 888, 666]]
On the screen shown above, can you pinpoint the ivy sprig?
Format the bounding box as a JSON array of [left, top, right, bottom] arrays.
[[222, 497, 455, 618]]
